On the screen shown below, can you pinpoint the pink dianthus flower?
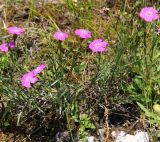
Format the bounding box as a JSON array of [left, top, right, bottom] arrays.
[[9, 42, 15, 49], [33, 64, 46, 74], [75, 29, 91, 39], [7, 26, 25, 35], [0, 43, 8, 52], [89, 39, 108, 53], [21, 71, 38, 88], [53, 31, 68, 41], [139, 7, 159, 22]]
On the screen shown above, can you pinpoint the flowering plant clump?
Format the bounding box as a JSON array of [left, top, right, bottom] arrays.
[[89, 39, 108, 53], [0, 43, 9, 52], [75, 29, 91, 39], [2, 2, 160, 141], [7, 26, 25, 35], [33, 64, 46, 74], [139, 7, 159, 22], [53, 31, 68, 41], [21, 71, 38, 88]]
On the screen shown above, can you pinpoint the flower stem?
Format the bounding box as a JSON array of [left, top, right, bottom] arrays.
[[66, 111, 74, 142]]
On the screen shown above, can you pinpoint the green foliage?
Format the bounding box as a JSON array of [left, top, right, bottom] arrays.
[[70, 100, 96, 140], [1, 0, 160, 141], [78, 113, 95, 141], [126, 22, 160, 107], [0, 54, 9, 71], [138, 102, 160, 126]]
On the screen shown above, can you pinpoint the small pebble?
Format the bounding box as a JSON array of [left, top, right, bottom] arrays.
[[87, 136, 95, 142]]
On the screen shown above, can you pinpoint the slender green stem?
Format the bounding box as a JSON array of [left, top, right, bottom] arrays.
[[97, 52, 101, 72], [58, 41, 63, 63], [66, 111, 74, 142], [143, 25, 148, 75], [13, 34, 18, 42], [150, 23, 157, 62], [69, 38, 81, 80], [123, 0, 128, 13], [58, 41, 64, 81], [143, 24, 150, 110], [92, 52, 101, 82]]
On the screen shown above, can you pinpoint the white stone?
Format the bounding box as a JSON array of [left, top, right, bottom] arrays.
[[111, 130, 149, 142], [116, 134, 137, 142], [111, 131, 126, 138], [134, 130, 149, 142], [87, 136, 95, 142]]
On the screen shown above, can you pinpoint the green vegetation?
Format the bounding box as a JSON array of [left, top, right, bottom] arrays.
[[0, 0, 160, 141]]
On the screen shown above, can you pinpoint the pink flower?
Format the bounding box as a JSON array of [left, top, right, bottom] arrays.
[[75, 29, 91, 39], [7, 26, 25, 35], [89, 39, 108, 53], [139, 7, 159, 22], [33, 64, 46, 74], [0, 43, 8, 52], [21, 71, 38, 88], [9, 42, 15, 49], [53, 31, 68, 41]]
